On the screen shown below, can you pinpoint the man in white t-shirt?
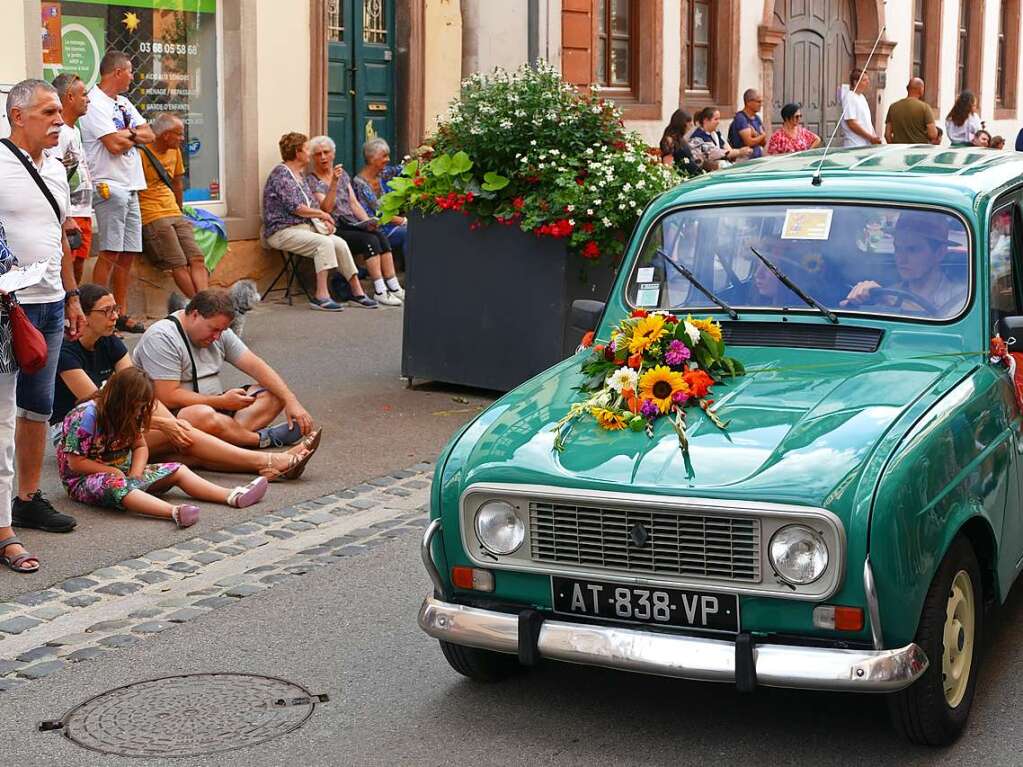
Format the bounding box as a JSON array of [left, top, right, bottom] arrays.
[[53, 73, 93, 284], [78, 50, 154, 334], [840, 69, 882, 147], [0, 79, 85, 544]]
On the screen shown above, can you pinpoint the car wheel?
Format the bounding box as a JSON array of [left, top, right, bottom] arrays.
[[439, 640, 523, 682], [887, 535, 982, 746]]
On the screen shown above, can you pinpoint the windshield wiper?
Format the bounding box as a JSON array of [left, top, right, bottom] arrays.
[[749, 246, 838, 324], [654, 248, 738, 320]]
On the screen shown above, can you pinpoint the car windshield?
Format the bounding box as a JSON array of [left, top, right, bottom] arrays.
[[628, 203, 971, 321]]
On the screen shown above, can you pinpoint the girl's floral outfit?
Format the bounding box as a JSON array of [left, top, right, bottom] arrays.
[[57, 401, 181, 509]]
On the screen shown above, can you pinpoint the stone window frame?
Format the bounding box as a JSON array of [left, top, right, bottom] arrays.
[[679, 0, 739, 116], [912, 0, 943, 109], [995, 0, 1020, 119]]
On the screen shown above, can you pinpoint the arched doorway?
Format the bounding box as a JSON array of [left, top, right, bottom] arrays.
[[770, 0, 856, 139]]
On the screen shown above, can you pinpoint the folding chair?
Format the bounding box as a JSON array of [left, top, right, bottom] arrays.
[[264, 250, 312, 305]]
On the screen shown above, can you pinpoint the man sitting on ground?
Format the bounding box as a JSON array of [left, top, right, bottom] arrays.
[[133, 289, 314, 448], [138, 113, 208, 297]]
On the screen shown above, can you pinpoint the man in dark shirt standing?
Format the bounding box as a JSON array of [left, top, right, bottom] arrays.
[[885, 78, 938, 144], [728, 89, 767, 160]]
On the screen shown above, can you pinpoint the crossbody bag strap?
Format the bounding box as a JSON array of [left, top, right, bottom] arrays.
[[1, 139, 62, 224], [140, 145, 176, 191], [166, 314, 200, 393]]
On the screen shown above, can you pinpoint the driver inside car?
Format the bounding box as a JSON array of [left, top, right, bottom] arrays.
[[840, 212, 966, 316]]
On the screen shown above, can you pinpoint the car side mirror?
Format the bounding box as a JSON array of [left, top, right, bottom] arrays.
[[570, 300, 605, 335], [997, 315, 1023, 352]]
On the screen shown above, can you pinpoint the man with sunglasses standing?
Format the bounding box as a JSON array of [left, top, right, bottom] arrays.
[[52, 73, 92, 285], [79, 50, 154, 334]]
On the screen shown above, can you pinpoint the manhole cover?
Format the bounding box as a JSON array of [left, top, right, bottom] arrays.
[[50, 673, 326, 758]]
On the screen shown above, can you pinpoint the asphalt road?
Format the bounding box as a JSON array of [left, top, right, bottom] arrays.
[[1, 300, 494, 600], [7, 526, 1023, 766]]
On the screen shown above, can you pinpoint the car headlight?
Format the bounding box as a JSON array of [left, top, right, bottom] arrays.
[[474, 500, 525, 555], [769, 525, 829, 585]]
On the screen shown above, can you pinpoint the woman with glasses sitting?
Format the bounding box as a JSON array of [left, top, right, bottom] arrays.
[[767, 102, 822, 155], [49, 284, 315, 482]]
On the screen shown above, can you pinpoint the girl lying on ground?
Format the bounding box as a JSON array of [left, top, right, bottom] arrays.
[[57, 368, 268, 528]]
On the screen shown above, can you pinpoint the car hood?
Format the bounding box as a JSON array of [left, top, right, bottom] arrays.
[[456, 347, 969, 510]]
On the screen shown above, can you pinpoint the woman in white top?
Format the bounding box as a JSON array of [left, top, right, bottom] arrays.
[[945, 91, 983, 147]]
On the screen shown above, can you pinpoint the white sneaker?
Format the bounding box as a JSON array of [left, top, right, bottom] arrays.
[[387, 285, 405, 301], [374, 290, 402, 306]]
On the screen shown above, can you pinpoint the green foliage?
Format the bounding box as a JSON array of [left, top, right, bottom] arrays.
[[383, 62, 681, 263]]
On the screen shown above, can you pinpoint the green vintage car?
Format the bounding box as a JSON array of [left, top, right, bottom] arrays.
[[417, 146, 1023, 745]]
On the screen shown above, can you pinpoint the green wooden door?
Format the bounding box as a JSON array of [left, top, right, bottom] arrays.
[[326, 0, 396, 172]]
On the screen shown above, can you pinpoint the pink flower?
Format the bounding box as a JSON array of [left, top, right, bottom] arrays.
[[672, 390, 690, 406], [664, 340, 691, 366]]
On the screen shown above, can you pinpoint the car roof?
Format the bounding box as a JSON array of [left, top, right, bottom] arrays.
[[659, 145, 1023, 209]]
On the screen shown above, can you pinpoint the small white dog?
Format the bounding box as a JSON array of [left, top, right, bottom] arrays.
[[167, 279, 261, 338]]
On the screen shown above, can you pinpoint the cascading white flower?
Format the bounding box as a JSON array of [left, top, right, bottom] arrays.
[[684, 321, 701, 345], [607, 366, 639, 393]]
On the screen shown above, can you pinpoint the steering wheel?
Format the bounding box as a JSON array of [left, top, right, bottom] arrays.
[[854, 287, 940, 317]]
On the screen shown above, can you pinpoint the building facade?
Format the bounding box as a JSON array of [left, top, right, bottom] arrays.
[[1, 1, 1020, 311]]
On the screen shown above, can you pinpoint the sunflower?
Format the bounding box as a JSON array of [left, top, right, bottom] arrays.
[[591, 406, 628, 431], [689, 316, 722, 343], [638, 365, 687, 413], [628, 315, 667, 354]]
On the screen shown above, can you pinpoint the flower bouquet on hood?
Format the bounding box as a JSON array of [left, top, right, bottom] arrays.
[[552, 310, 744, 461]]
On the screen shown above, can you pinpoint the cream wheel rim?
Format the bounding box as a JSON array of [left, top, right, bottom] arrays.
[[942, 569, 975, 708]]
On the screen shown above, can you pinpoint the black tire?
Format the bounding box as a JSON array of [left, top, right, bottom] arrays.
[[887, 536, 983, 746], [439, 640, 523, 682]]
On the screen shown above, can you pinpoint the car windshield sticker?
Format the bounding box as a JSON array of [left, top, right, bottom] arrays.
[[782, 208, 834, 240], [636, 266, 655, 283], [636, 283, 660, 307]]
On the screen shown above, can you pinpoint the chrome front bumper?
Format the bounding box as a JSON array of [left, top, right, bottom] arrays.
[[419, 518, 928, 693], [418, 597, 929, 692]]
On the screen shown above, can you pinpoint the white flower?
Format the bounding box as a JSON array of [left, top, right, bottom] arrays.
[[500, 120, 513, 130], [623, 183, 632, 192], [568, 218, 575, 225], [585, 147, 594, 155], [566, 204, 575, 212], [594, 199, 602, 205], [607, 366, 638, 393], [586, 209, 594, 215], [684, 321, 701, 345], [530, 139, 537, 146], [636, 179, 645, 189], [602, 217, 612, 227]]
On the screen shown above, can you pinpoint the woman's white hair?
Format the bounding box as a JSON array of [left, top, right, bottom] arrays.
[[308, 135, 336, 154], [363, 137, 390, 162]]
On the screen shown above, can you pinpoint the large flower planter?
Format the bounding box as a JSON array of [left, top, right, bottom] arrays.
[[401, 211, 616, 392]]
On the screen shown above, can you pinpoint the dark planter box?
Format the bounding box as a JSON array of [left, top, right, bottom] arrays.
[[401, 211, 616, 392]]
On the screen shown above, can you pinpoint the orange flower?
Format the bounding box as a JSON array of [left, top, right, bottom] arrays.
[[622, 387, 641, 414], [683, 369, 715, 398], [581, 331, 595, 348], [627, 353, 643, 369]]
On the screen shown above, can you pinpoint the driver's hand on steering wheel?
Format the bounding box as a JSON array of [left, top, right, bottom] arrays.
[[840, 280, 883, 307]]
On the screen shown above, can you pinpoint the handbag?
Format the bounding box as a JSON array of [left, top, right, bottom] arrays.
[[0, 292, 47, 374], [285, 165, 332, 234]]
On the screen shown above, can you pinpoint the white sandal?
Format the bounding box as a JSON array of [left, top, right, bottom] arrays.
[[227, 476, 269, 508]]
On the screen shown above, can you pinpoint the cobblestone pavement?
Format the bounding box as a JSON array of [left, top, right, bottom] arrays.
[[0, 464, 433, 693]]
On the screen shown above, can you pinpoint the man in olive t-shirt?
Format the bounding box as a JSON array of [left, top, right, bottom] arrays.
[[885, 78, 938, 144]]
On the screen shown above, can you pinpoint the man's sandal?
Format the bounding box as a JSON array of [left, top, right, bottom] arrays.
[[227, 476, 268, 508], [261, 448, 316, 482], [0, 536, 39, 573]]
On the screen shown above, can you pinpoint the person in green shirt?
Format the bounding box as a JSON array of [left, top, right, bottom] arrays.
[[884, 78, 938, 145]]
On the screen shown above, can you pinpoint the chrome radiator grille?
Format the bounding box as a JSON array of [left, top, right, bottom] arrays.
[[529, 501, 761, 583]]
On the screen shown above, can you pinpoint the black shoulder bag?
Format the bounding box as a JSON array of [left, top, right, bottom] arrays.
[[140, 145, 176, 191], [166, 314, 200, 392], [1, 139, 62, 224]]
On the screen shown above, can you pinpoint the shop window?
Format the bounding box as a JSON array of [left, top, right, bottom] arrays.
[[560, 0, 661, 120], [40, 0, 222, 204], [680, 0, 738, 114], [995, 0, 1020, 117]]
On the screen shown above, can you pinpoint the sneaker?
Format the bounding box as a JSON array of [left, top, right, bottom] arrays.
[[374, 291, 403, 307], [310, 297, 344, 312], [12, 491, 76, 533], [348, 294, 379, 309], [387, 285, 406, 301]]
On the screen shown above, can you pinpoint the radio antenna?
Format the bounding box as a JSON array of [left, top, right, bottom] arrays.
[[812, 23, 887, 186]]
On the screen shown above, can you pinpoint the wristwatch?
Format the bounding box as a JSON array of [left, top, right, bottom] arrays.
[[65, 289, 80, 301]]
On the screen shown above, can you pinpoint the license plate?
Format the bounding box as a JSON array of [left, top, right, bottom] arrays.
[[551, 576, 739, 633]]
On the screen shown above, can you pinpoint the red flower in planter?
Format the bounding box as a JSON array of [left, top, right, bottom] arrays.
[[465, 192, 475, 203], [413, 177, 424, 187], [513, 196, 525, 211], [582, 241, 600, 260], [581, 222, 594, 233]]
